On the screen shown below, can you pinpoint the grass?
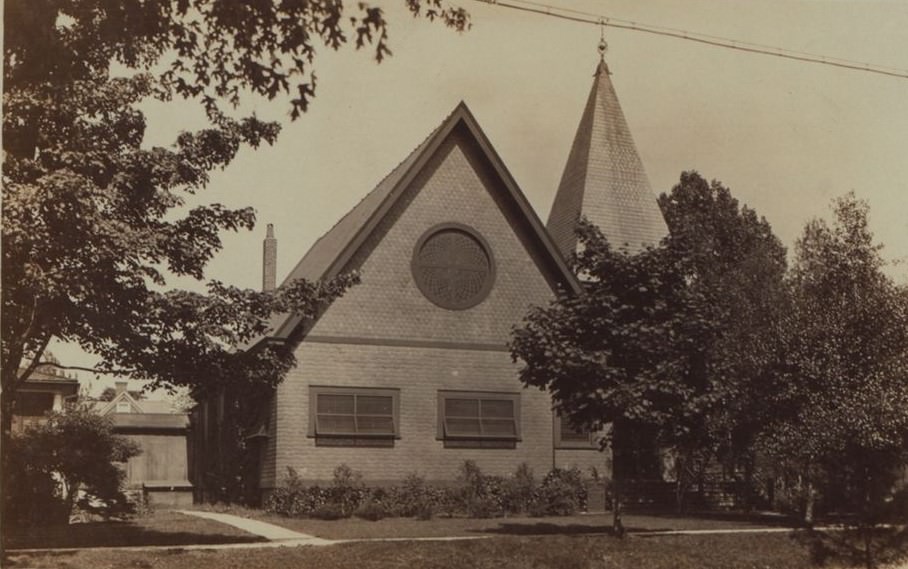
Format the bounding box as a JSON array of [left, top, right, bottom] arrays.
[[3, 532, 885, 569], [2, 510, 265, 550], [193, 504, 795, 540], [4, 507, 905, 568]]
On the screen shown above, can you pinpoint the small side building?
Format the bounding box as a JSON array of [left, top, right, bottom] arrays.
[[95, 382, 192, 507]]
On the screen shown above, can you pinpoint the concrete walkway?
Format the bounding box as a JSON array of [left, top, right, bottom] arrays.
[[176, 510, 326, 542]]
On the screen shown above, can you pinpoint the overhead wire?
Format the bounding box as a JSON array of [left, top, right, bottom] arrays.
[[471, 0, 908, 80]]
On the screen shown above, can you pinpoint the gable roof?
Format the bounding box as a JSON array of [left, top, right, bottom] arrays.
[[96, 390, 144, 415], [109, 413, 189, 430], [547, 58, 668, 256], [95, 390, 175, 415], [17, 365, 80, 393], [265, 101, 582, 342]]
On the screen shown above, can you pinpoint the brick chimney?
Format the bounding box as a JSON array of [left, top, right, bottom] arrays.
[[263, 223, 277, 291], [115, 381, 128, 395]]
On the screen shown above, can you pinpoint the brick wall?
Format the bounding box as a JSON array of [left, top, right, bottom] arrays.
[[264, 130, 567, 488]]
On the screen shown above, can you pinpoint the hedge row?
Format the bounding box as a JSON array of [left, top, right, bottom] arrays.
[[265, 462, 591, 520]]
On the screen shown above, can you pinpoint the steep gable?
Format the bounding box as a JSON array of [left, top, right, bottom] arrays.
[[267, 102, 581, 343], [97, 390, 143, 415]]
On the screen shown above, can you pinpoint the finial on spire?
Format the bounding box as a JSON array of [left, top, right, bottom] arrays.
[[598, 21, 608, 60]]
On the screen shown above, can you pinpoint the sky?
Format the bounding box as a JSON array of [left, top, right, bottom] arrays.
[[49, 0, 908, 395]]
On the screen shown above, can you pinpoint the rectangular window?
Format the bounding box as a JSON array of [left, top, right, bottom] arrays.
[[438, 391, 520, 449], [309, 387, 398, 447], [555, 412, 596, 449], [15, 392, 55, 417]]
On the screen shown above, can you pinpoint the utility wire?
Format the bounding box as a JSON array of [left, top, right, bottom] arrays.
[[472, 0, 908, 80]]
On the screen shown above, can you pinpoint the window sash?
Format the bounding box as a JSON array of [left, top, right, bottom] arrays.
[[314, 392, 396, 437], [441, 394, 519, 440], [556, 413, 595, 448]]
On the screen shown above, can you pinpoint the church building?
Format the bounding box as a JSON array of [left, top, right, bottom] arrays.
[[193, 52, 668, 501]]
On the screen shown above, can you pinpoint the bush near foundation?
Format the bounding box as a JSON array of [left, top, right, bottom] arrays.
[[4, 405, 141, 526], [530, 467, 587, 516], [265, 462, 591, 519]]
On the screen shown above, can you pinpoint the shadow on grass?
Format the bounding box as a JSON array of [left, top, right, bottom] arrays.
[[624, 508, 798, 527], [2, 520, 265, 550], [475, 510, 802, 537], [793, 526, 908, 568], [479, 522, 654, 536]]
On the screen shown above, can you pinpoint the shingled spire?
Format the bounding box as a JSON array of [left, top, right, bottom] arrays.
[[547, 47, 668, 257]]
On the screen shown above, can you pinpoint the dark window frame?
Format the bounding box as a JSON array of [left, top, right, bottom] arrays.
[[554, 411, 597, 450], [308, 386, 400, 446], [437, 390, 520, 448]]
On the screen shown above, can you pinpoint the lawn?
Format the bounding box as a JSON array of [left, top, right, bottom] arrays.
[[199, 505, 796, 540], [2, 510, 264, 550], [2, 532, 877, 569]]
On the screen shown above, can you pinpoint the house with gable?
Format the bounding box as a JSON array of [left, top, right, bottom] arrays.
[[191, 54, 668, 504], [11, 356, 80, 434], [96, 382, 192, 507]]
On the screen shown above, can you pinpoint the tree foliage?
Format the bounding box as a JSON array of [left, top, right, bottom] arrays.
[[657, 173, 788, 491], [1, 1, 469, 427], [511, 172, 789, 517], [511, 218, 712, 446], [6, 403, 142, 526], [759, 193, 908, 529], [512, 172, 786, 450]]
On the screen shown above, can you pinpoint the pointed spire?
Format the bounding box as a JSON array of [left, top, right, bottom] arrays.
[[547, 48, 668, 258]]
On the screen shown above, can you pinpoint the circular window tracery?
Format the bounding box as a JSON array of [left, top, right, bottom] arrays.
[[411, 224, 495, 310]]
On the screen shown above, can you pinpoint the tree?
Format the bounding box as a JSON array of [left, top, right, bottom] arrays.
[[2, 1, 469, 532], [510, 172, 788, 527], [759, 194, 908, 565], [511, 218, 716, 532], [6, 403, 141, 526], [657, 172, 788, 508], [2, 1, 468, 431]]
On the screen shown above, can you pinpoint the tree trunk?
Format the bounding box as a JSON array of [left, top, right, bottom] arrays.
[[803, 478, 815, 526], [675, 454, 686, 514], [742, 456, 755, 512], [62, 478, 77, 525], [612, 477, 625, 537], [0, 388, 12, 556], [863, 525, 874, 569]]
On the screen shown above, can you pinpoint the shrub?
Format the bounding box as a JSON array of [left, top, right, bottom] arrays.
[[529, 467, 588, 517], [430, 486, 460, 518], [466, 495, 500, 518], [502, 463, 536, 514], [396, 473, 428, 517], [311, 503, 347, 520], [354, 499, 390, 521], [330, 464, 366, 517], [265, 468, 334, 517], [415, 498, 435, 520], [266, 463, 595, 521], [4, 404, 141, 526], [456, 461, 508, 518], [265, 465, 367, 519], [530, 483, 577, 516]]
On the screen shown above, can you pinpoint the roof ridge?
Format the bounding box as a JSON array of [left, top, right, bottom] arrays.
[[278, 109, 455, 289]]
